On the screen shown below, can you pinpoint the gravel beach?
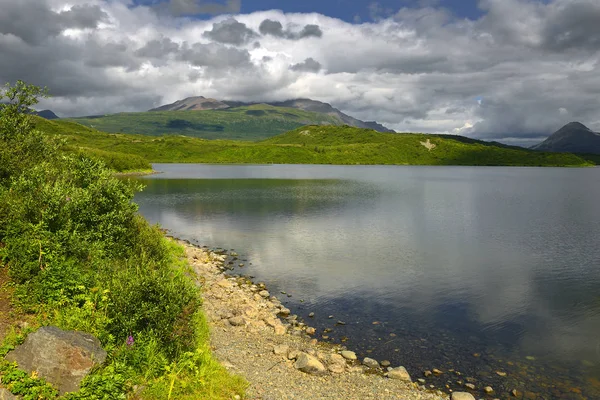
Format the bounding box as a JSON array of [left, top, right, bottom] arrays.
[[184, 241, 454, 400]]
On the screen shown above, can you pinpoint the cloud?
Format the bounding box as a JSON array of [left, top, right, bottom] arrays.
[[0, 0, 107, 45], [203, 18, 257, 45], [290, 58, 322, 73], [156, 0, 241, 16], [1, 0, 600, 141], [178, 42, 251, 68], [258, 18, 323, 40], [135, 37, 180, 59]]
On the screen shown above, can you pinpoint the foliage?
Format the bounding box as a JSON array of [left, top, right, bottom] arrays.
[[0, 81, 246, 399], [39, 119, 594, 167]]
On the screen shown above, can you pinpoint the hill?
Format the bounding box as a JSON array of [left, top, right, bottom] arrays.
[[67, 104, 344, 141], [38, 119, 594, 167], [531, 122, 600, 154], [150, 96, 394, 133]]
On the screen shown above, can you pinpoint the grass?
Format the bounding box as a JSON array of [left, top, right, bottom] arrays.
[[38, 118, 595, 167], [66, 104, 344, 141]]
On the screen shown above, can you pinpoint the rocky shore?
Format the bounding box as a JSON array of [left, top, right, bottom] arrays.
[[183, 241, 467, 400]]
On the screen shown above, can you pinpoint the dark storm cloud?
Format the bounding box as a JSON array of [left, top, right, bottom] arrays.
[[290, 58, 322, 73], [259, 19, 323, 40], [0, 1, 107, 45], [258, 19, 285, 37], [540, 1, 600, 51], [203, 18, 257, 45]]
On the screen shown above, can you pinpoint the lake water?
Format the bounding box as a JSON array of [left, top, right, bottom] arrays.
[[135, 164, 600, 399]]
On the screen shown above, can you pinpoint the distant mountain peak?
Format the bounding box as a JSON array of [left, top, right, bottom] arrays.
[[561, 121, 591, 131], [531, 121, 600, 154], [149, 96, 395, 133]]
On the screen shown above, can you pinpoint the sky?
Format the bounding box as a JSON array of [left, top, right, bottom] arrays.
[[1, 0, 599, 145]]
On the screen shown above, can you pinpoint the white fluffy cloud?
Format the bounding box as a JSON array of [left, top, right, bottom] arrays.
[[1, 0, 599, 144]]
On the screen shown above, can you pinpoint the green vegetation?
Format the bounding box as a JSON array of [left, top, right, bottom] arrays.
[[42, 119, 594, 167], [0, 82, 246, 398], [67, 104, 343, 140]]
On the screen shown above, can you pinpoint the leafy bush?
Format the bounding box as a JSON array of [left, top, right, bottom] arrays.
[[0, 81, 246, 398]]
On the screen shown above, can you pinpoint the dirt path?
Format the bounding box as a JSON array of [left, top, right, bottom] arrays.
[[184, 242, 452, 400]]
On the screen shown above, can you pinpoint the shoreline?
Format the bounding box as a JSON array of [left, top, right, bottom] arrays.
[[180, 239, 454, 400]]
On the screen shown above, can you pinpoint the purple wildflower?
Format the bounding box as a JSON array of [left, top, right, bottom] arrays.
[[126, 335, 134, 347]]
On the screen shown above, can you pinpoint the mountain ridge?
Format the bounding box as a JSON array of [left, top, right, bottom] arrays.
[[149, 96, 395, 133]]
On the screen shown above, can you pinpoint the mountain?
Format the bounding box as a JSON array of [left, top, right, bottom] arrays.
[[0, 103, 59, 119], [149, 96, 394, 133], [531, 122, 600, 154], [150, 96, 229, 111], [33, 109, 59, 119]]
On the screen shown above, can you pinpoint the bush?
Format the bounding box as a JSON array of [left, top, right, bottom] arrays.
[[0, 81, 246, 398]]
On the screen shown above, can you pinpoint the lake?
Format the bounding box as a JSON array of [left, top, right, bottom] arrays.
[[135, 164, 600, 399]]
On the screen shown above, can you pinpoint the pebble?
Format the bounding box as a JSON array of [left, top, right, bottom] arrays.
[[258, 290, 270, 298], [484, 386, 494, 394], [432, 368, 443, 375], [273, 345, 289, 355], [362, 357, 379, 369], [451, 393, 476, 400], [381, 360, 391, 367], [308, 312, 315, 318], [464, 383, 475, 390], [294, 353, 327, 375], [496, 371, 507, 377], [424, 370, 433, 377], [387, 366, 411, 382], [305, 327, 316, 335], [340, 350, 357, 360], [228, 316, 245, 326]]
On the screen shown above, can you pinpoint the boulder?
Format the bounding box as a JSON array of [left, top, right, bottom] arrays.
[[451, 393, 476, 400], [294, 353, 327, 375], [5, 326, 107, 394], [387, 366, 411, 382]]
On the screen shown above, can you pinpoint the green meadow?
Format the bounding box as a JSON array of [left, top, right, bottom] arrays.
[[39, 118, 595, 167]]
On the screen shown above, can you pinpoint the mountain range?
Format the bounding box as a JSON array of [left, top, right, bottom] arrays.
[[531, 122, 600, 154], [149, 96, 395, 133]]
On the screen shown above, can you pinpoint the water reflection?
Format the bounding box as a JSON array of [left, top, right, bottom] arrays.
[[135, 164, 600, 398]]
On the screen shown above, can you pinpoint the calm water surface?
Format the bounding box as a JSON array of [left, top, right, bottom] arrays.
[[136, 164, 600, 399]]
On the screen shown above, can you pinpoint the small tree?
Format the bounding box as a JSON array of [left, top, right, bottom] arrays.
[[0, 81, 53, 181], [0, 80, 48, 140]]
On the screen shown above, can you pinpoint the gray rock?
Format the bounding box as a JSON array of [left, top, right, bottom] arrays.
[[0, 388, 17, 400], [340, 350, 357, 360], [294, 353, 327, 375], [362, 357, 379, 369], [5, 326, 107, 394], [451, 393, 476, 400], [228, 316, 245, 326], [387, 366, 411, 382], [273, 344, 289, 355]]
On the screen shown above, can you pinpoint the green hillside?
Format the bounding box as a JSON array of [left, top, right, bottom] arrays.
[[38, 119, 595, 167], [66, 104, 343, 141]]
